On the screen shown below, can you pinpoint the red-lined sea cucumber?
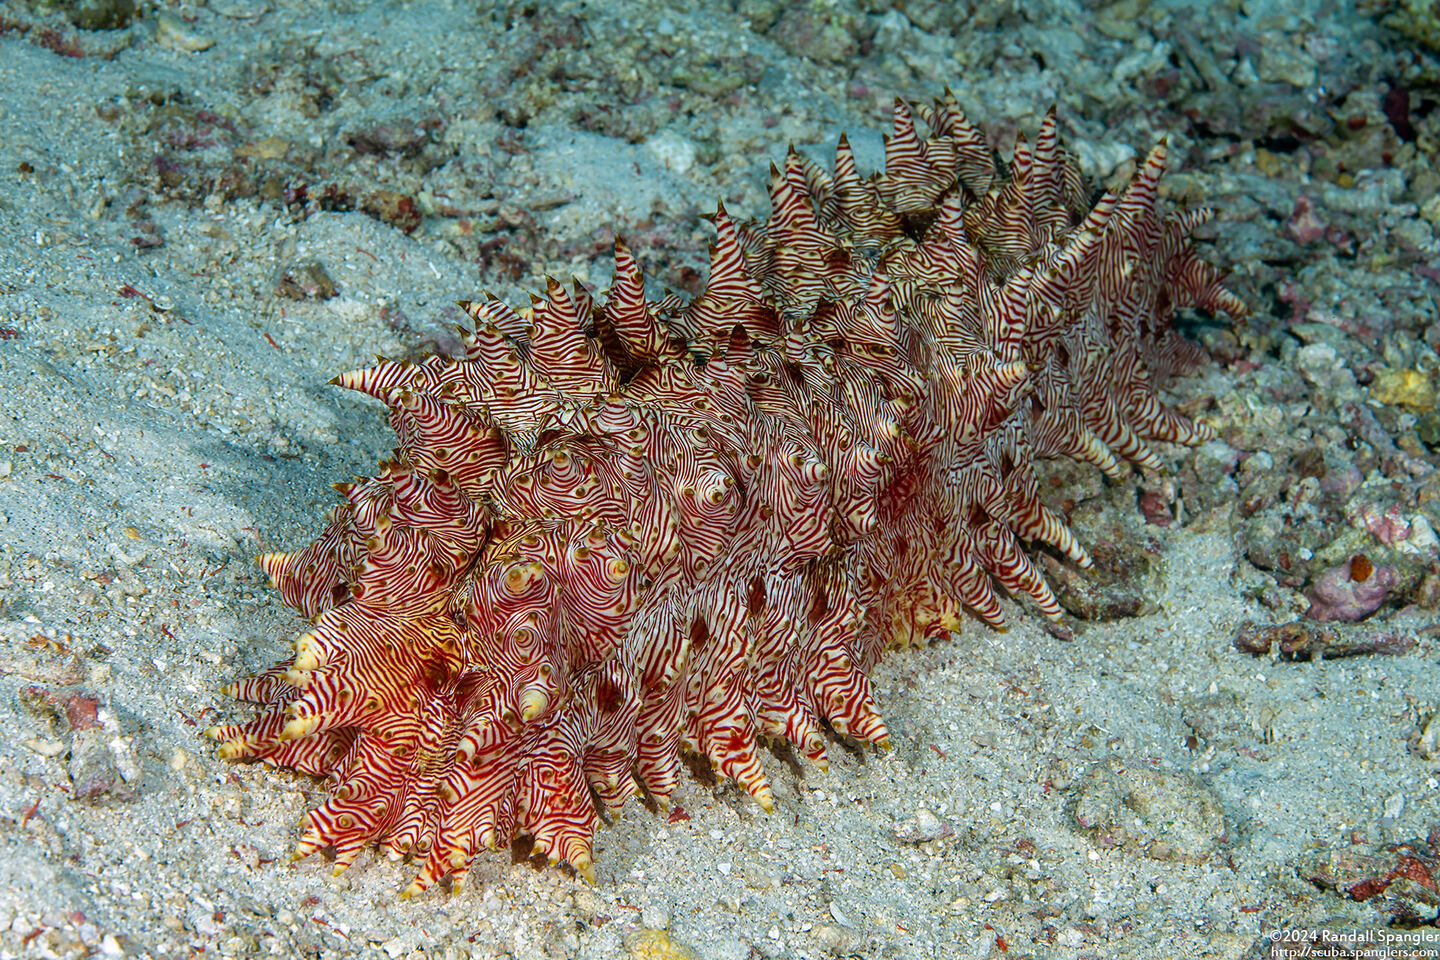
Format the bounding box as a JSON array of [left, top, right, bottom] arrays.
[[208, 91, 1246, 895]]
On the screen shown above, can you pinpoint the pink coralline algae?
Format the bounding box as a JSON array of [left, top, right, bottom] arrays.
[[208, 93, 1246, 893], [1307, 555, 1399, 622]]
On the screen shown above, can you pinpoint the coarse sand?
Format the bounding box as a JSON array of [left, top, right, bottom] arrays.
[[1, 1, 1438, 958]]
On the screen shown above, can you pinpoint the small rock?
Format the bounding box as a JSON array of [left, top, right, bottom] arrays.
[[71, 0, 136, 30], [641, 901, 670, 930], [275, 262, 337, 300], [645, 132, 699, 176], [1320, 168, 1406, 214], [1306, 557, 1398, 622], [893, 806, 953, 843], [772, 6, 859, 63], [1418, 411, 1440, 449], [155, 11, 215, 52], [1371, 368, 1437, 412], [810, 923, 858, 956], [1295, 342, 1345, 388], [68, 728, 138, 801], [23, 737, 66, 757], [1256, 40, 1317, 88], [625, 928, 700, 960], [362, 190, 422, 234], [1397, 515, 1439, 557]]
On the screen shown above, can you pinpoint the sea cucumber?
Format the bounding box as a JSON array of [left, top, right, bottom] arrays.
[[208, 92, 1245, 895]]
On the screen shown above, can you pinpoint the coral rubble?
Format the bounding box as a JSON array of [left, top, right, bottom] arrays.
[[209, 93, 1245, 893]]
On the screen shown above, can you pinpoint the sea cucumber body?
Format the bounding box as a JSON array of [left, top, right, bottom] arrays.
[[210, 95, 1245, 893]]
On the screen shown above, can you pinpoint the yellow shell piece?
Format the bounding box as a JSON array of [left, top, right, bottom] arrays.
[[624, 929, 701, 960]]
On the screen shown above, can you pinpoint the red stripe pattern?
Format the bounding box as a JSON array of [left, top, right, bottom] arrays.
[[211, 96, 1245, 894]]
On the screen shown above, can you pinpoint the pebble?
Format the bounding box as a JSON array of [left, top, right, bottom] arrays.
[[1370, 368, 1437, 412], [1417, 715, 1440, 761], [154, 12, 216, 52], [1320, 168, 1405, 214], [625, 928, 700, 960], [645, 131, 699, 175], [641, 901, 670, 930], [1295, 342, 1341, 386], [810, 923, 858, 956], [23, 736, 66, 757], [1306, 558, 1398, 622], [892, 805, 953, 843]]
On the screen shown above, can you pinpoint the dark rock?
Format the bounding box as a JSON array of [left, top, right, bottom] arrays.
[[1042, 533, 1160, 620], [362, 189, 422, 234], [69, 0, 135, 30], [1232, 619, 1414, 660]]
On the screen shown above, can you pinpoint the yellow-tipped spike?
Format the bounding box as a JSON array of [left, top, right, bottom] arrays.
[[995, 360, 1030, 390], [279, 715, 320, 741], [293, 634, 322, 672], [217, 738, 248, 761], [519, 687, 550, 723], [755, 785, 775, 814], [399, 881, 424, 899], [572, 851, 595, 884]]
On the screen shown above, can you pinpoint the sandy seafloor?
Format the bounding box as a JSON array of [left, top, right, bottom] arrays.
[[2, 0, 1440, 957]]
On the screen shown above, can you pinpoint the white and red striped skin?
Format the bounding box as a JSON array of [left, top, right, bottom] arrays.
[[209, 93, 1245, 895]]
